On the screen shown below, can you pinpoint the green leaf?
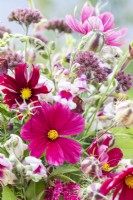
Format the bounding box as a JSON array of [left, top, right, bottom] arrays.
[[50, 165, 79, 177], [0, 104, 10, 117], [111, 127, 133, 158], [2, 186, 16, 200], [26, 180, 46, 200]]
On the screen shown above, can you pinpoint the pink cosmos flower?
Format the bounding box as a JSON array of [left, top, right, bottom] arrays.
[[21, 102, 85, 166], [100, 167, 133, 200], [1, 63, 49, 108], [65, 3, 127, 46]]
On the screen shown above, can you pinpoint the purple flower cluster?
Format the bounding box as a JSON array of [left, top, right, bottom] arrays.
[[44, 18, 72, 33], [8, 9, 43, 27], [5, 50, 23, 68], [45, 179, 81, 200], [74, 51, 108, 83], [0, 25, 11, 38], [115, 71, 133, 92]]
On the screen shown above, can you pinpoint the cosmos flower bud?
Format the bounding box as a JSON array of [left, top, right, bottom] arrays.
[[81, 156, 102, 178], [115, 100, 133, 127], [19, 102, 28, 113], [78, 31, 104, 52]]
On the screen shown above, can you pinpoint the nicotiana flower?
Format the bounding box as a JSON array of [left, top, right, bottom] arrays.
[[21, 102, 85, 166], [65, 3, 127, 46], [1, 63, 49, 108], [24, 156, 47, 182], [0, 153, 16, 185], [87, 138, 123, 177], [100, 167, 133, 200], [4, 134, 27, 159]]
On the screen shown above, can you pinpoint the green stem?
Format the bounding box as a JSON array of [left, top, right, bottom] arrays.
[[28, 0, 35, 9], [24, 26, 29, 62], [88, 51, 128, 130]]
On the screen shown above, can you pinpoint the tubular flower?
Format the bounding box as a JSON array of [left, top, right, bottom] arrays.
[[21, 102, 85, 166], [100, 167, 133, 200], [1, 64, 49, 108], [65, 3, 127, 46]]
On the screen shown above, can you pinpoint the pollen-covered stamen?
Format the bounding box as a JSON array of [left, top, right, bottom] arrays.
[[102, 163, 110, 172], [48, 130, 58, 141], [20, 88, 32, 100], [125, 175, 133, 188]]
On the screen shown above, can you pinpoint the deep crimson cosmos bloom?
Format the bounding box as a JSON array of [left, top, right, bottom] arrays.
[[21, 102, 85, 166], [1, 64, 49, 108], [100, 167, 133, 200]]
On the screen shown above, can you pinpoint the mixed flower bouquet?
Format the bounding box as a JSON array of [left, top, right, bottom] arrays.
[[0, 1, 133, 200]]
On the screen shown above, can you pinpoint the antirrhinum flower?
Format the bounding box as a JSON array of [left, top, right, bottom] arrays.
[[0, 25, 11, 38], [0, 153, 16, 185], [4, 134, 27, 159], [24, 156, 47, 182], [5, 49, 23, 68], [1, 63, 49, 108], [44, 18, 72, 33], [115, 71, 133, 92], [8, 8, 43, 27], [21, 102, 85, 166], [74, 51, 108, 82]]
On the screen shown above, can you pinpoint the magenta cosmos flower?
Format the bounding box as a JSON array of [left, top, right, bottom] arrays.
[[21, 102, 85, 166], [65, 3, 127, 46], [100, 167, 133, 200], [1, 63, 49, 108]]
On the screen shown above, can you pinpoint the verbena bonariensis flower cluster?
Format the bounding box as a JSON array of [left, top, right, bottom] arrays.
[[0, 1, 133, 200]]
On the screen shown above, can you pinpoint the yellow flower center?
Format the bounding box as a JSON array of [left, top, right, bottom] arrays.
[[102, 163, 110, 172], [20, 88, 32, 100], [48, 130, 58, 141], [125, 175, 133, 188]]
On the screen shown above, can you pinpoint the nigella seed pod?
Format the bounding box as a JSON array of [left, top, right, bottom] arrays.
[[78, 31, 104, 52], [115, 100, 133, 127]]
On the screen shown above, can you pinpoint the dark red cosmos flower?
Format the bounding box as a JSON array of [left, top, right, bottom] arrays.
[[100, 167, 133, 200], [1, 63, 49, 108]]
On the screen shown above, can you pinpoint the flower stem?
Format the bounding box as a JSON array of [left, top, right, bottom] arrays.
[[87, 51, 129, 130], [28, 0, 35, 9], [24, 26, 29, 62]]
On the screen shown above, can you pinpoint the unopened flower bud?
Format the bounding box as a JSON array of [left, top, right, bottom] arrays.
[[19, 102, 28, 113], [7, 122, 13, 131], [78, 31, 104, 52]]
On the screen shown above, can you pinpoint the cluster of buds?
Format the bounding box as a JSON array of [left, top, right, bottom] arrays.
[[74, 51, 108, 83], [115, 71, 133, 92], [0, 25, 11, 38], [44, 18, 72, 33], [8, 8, 43, 27], [5, 49, 23, 68]]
